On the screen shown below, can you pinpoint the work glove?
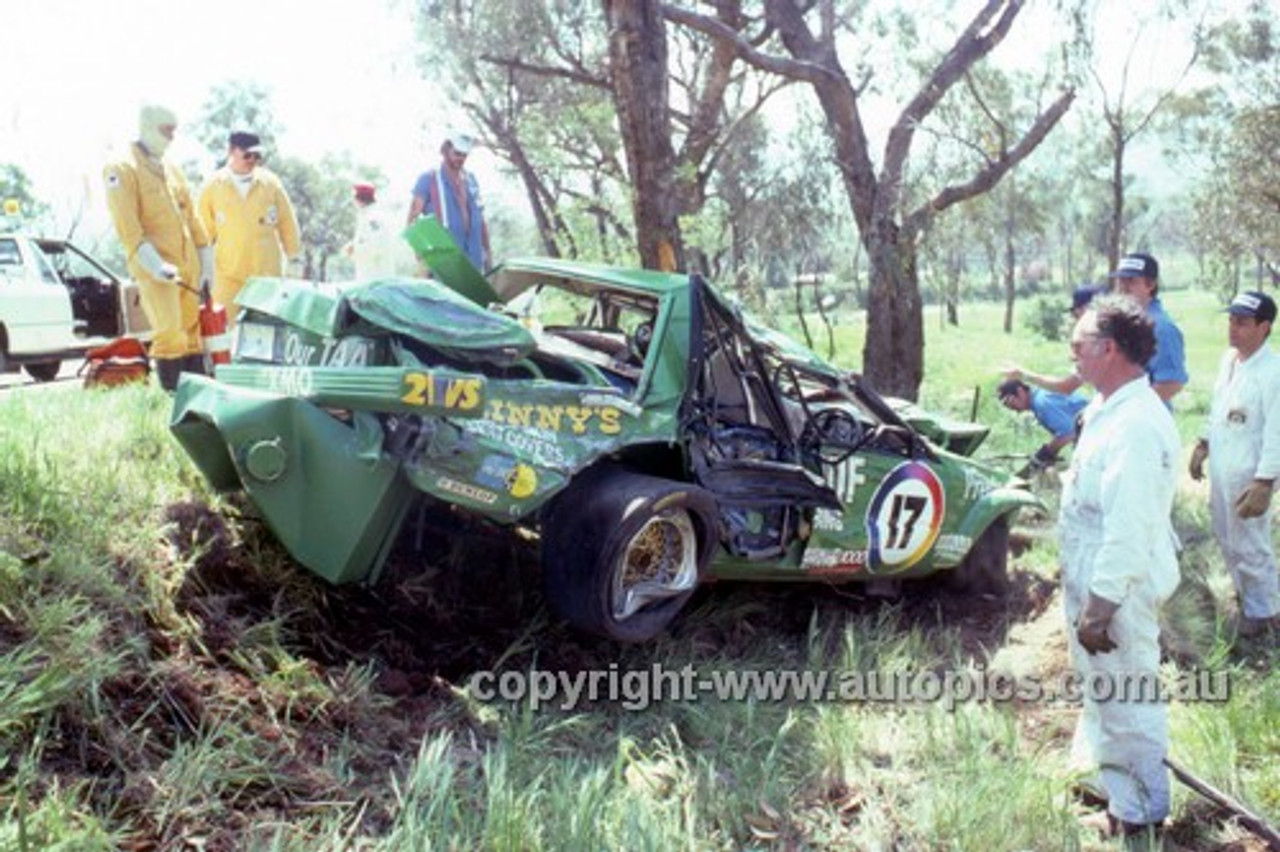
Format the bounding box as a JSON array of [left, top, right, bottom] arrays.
[[1031, 444, 1058, 470], [135, 241, 177, 282], [1235, 479, 1274, 519], [1016, 445, 1057, 478], [197, 246, 215, 302], [1188, 440, 1209, 481], [1076, 592, 1120, 655]]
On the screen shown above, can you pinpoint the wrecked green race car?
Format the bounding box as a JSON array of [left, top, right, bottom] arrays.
[[171, 218, 1042, 642]]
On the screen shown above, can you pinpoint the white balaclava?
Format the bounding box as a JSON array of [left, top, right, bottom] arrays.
[[139, 105, 177, 157]]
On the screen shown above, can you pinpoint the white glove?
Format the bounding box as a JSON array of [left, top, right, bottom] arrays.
[[197, 246, 215, 300], [136, 241, 177, 282]]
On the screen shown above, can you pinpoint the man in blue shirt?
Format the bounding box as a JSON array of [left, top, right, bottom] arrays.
[[998, 378, 1089, 470], [406, 131, 491, 270], [1109, 253, 1188, 403], [1003, 253, 1188, 408]]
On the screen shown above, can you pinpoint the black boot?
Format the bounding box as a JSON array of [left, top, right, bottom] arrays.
[[155, 358, 183, 392]]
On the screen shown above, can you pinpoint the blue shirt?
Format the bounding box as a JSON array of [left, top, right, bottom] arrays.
[[1030, 387, 1089, 440], [1146, 297, 1188, 386], [411, 168, 486, 269]]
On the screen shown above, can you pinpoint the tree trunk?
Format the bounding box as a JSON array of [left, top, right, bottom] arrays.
[[862, 220, 924, 400], [604, 0, 684, 271], [1002, 214, 1016, 334], [1107, 131, 1126, 270]]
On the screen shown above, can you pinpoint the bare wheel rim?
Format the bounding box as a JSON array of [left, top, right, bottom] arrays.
[[611, 508, 699, 620]]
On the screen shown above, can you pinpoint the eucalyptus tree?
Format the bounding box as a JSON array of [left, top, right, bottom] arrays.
[[665, 0, 1079, 399], [412, 1, 787, 269], [1080, 1, 1206, 270], [1178, 2, 1278, 289]]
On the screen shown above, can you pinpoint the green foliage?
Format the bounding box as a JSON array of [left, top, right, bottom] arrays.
[[1027, 296, 1068, 341], [191, 80, 282, 163], [0, 163, 50, 226]]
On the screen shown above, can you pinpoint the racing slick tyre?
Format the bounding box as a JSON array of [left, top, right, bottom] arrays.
[[948, 515, 1011, 596], [23, 361, 60, 383], [541, 467, 719, 642]]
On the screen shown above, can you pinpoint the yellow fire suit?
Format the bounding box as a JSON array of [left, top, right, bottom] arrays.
[[198, 167, 301, 312], [103, 143, 208, 359], [1059, 377, 1180, 827]]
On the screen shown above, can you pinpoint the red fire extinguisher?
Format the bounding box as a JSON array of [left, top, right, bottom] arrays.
[[201, 296, 231, 367]]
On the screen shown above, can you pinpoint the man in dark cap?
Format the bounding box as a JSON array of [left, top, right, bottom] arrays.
[[197, 130, 301, 321], [1189, 291, 1280, 640], [1070, 283, 1103, 320], [1003, 253, 1189, 408], [1108, 253, 1188, 404]]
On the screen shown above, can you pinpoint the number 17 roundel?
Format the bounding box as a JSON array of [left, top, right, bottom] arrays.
[[864, 461, 944, 573]]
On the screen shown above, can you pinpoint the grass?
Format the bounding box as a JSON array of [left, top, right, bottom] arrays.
[[0, 288, 1276, 851]]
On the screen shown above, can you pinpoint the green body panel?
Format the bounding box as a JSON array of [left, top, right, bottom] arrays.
[[172, 228, 1040, 590], [170, 375, 415, 584], [706, 447, 1035, 581], [402, 216, 500, 305]]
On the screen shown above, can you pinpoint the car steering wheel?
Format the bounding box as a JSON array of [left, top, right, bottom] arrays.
[[801, 407, 866, 464]]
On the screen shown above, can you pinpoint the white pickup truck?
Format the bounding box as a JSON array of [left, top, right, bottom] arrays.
[[0, 233, 150, 381]]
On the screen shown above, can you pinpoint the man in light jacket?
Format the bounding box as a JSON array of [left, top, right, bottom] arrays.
[[1189, 291, 1280, 640], [1059, 294, 1180, 843]]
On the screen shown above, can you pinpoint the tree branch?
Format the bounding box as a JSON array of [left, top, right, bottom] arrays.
[[905, 88, 1076, 235], [662, 3, 837, 83], [882, 0, 1024, 188]]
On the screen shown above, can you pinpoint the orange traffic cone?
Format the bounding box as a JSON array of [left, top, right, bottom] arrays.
[[201, 297, 231, 366]]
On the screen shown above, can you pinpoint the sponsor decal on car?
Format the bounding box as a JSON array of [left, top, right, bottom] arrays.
[[477, 455, 539, 499], [821, 455, 868, 503], [813, 507, 845, 532], [483, 399, 622, 435], [461, 420, 571, 469], [932, 533, 974, 562], [865, 461, 945, 573], [401, 372, 484, 410], [435, 476, 499, 505], [801, 547, 868, 575]]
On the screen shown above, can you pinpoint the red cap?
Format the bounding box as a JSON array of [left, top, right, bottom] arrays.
[[353, 183, 376, 202]]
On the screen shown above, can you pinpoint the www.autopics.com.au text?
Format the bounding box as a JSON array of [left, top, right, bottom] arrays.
[[466, 664, 1231, 712]]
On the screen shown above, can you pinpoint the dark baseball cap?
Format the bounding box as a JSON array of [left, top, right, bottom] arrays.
[[228, 130, 263, 153], [1070, 284, 1103, 312], [1225, 291, 1277, 323], [1109, 252, 1159, 280]]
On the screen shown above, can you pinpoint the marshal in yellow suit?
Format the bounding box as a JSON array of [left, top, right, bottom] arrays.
[[198, 149, 301, 313]]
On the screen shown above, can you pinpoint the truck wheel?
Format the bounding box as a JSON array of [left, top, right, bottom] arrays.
[[949, 515, 1011, 596], [24, 361, 61, 383], [541, 468, 718, 642]]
